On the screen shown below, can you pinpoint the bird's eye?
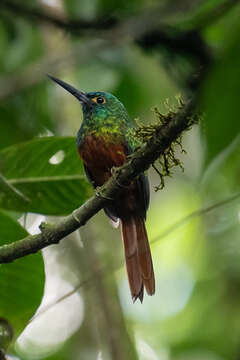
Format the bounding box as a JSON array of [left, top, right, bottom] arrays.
[[92, 96, 106, 104], [96, 96, 105, 104]]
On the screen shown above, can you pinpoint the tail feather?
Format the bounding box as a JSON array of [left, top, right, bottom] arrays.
[[121, 216, 155, 302], [135, 217, 155, 296], [121, 218, 143, 301]]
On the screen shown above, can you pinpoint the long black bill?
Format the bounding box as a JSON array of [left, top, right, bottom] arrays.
[[47, 74, 90, 105]]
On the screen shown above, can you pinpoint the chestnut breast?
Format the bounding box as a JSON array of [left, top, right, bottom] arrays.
[[78, 135, 127, 186]]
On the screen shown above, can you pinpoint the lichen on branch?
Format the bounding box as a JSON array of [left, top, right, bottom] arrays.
[[130, 99, 199, 190]]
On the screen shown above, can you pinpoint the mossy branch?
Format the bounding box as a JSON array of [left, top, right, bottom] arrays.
[[132, 99, 196, 190], [0, 98, 197, 264]]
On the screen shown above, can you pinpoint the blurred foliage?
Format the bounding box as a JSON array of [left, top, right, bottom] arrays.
[[0, 85, 54, 149], [201, 13, 240, 166], [0, 210, 44, 340], [0, 0, 240, 359], [0, 18, 44, 73]]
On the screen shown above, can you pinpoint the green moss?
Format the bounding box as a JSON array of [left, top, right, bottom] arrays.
[[131, 99, 199, 191]]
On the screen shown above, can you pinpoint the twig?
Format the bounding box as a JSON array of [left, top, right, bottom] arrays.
[[0, 98, 196, 264], [151, 191, 240, 244]]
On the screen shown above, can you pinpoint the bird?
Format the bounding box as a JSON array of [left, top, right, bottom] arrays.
[[48, 75, 155, 302]]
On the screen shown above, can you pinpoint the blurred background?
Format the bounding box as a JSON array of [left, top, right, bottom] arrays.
[[0, 0, 240, 359]]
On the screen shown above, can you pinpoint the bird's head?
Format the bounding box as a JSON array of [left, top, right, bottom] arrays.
[[48, 75, 129, 122]]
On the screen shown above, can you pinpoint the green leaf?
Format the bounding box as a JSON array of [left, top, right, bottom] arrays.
[[0, 210, 44, 338], [0, 137, 92, 215], [201, 20, 240, 166]]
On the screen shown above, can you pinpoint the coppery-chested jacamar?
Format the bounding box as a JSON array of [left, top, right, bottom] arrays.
[[49, 75, 155, 302]]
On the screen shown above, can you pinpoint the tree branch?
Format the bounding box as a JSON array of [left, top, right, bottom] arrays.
[[0, 1, 216, 99], [1, 0, 238, 34], [1, 0, 237, 100], [0, 16, 210, 100], [0, 0, 117, 32], [0, 98, 196, 264]]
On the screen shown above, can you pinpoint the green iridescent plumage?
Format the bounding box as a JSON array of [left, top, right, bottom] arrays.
[[76, 92, 138, 150]]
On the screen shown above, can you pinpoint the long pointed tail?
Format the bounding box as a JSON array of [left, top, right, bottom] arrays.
[[121, 216, 155, 302]]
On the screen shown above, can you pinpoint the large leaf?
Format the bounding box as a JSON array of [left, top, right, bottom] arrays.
[[0, 137, 92, 215], [0, 210, 44, 338], [201, 19, 240, 166]]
